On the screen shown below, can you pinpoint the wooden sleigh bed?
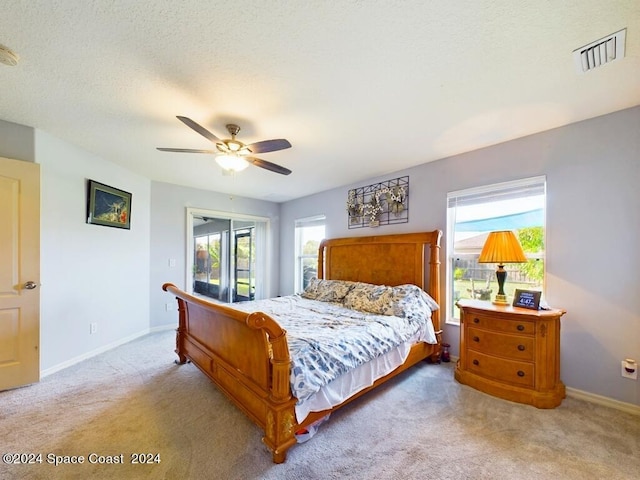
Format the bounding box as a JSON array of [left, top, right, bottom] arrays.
[[162, 230, 442, 463]]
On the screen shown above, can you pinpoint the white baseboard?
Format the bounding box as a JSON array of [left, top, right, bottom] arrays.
[[41, 328, 150, 377], [565, 387, 640, 416], [41, 325, 177, 377], [149, 323, 177, 334]]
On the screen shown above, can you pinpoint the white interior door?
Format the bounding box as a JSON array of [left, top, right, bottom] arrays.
[[0, 157, 40, 390]]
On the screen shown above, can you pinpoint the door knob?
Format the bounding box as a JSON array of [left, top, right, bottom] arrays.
[[24, 281, 38, 290]]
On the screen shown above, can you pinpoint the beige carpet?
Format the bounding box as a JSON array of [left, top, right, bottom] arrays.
[[1, 330, 638, 480]]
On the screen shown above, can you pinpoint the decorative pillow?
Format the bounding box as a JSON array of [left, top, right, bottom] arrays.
[[394, 284, 439, 309], [301, 278, 355, 303], [342, 282, 395, 315], [389, 284, 439, 318]]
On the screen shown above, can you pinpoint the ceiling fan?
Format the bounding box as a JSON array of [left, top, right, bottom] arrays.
[[157, 116, 292, 175]]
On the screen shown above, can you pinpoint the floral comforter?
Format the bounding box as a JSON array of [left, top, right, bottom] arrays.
[[232, 284, 436, 405]]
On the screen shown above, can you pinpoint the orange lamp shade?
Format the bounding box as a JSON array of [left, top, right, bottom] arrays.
[[478, 231, 527, 264]]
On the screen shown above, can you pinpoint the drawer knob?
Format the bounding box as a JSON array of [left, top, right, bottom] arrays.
[[517, 324, 525, 331], [473, 318, 480, 324], [473, 336, 480, 342], [517, 344, 526, 351], [517, 370, 525, 377], [473, 359, 479, 366]]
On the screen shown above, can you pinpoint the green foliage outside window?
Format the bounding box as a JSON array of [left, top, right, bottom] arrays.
[[517, 227, 544, 284], [208, 239, 220, 270], [303, 239, 319, 255]]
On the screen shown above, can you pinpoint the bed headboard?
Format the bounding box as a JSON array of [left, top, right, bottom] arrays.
[[317, 231, 442, 330]]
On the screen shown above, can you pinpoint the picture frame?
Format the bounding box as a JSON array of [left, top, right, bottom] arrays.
[[512, 289, 542, 310], [86, 180, 132, 229]]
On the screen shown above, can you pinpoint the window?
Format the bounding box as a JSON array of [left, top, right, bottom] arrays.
[[295, 215, 326, 293], [446, 176, 546, 324]]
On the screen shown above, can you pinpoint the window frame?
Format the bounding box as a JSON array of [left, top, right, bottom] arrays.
[[446, 176, 547, 325], [294, 215, 326, 293]]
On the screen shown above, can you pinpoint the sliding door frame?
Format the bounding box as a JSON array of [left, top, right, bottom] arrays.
[[185, 207, 271, 300]]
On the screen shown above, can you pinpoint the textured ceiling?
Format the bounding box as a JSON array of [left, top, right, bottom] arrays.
[[1, 1, 639, 202]]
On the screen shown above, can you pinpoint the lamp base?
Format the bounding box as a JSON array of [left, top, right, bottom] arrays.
[[492, 294, 509, 305]]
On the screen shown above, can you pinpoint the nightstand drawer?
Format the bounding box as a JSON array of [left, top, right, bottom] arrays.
[[467, 351, 535, 387], [467, 327, 535, 361], [467, 312, 534, 335]]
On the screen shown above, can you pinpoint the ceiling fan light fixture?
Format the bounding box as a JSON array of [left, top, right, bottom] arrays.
[[215, 154, 249, 172], [226, 140, 243, 152], [216, 140, 251, 156], [216, 142, 230, 154], [159, 116, 291, 175]]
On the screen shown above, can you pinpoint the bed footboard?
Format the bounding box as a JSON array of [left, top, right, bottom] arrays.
[[162, 283, 297, 463]]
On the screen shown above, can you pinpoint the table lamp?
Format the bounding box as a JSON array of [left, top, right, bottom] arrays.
[[477, 230, 527, 305]]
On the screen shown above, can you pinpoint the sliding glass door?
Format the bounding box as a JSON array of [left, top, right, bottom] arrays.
[[193, 218, 230, 301], [187, 208, 269, 304]]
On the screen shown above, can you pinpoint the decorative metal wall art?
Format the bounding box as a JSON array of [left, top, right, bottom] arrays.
[[346, 176, 409, 228]]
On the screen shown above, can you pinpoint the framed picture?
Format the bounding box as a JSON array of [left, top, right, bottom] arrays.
[[512, 289, 542, 310], [86, 180, 132, 229]]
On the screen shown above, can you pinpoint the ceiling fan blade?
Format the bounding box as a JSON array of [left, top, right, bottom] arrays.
[[246, 139, 292, 154], [157, 148, 216, 154], [247, 157, 292, 175], [176, 116, 221, 143]]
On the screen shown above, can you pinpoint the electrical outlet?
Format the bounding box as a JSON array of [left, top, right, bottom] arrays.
[[621, 360, 638, 380], [89, 322, 98, 334]]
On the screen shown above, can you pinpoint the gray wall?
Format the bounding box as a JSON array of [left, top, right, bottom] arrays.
[[0, 119, 35, 161], [149, 181, 281, 329], [279, 106, 640, 406]]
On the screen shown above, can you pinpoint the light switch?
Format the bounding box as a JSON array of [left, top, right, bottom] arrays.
[[168, 258, 176, 267]]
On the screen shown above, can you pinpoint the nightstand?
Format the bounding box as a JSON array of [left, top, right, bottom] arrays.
[[454, 299, 566, 408]]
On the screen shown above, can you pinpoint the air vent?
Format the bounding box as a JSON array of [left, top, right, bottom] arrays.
[[573, 29, 626, 74]]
